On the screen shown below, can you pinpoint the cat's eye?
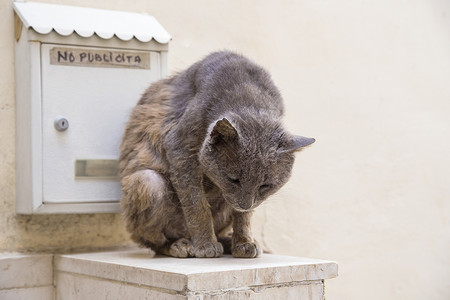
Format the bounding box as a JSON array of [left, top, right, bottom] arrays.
[[227, 176, 240, 185], [259, 184, 272, 193]]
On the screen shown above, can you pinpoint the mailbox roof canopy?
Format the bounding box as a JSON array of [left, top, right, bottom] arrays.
[[13, 1, 171, 44]]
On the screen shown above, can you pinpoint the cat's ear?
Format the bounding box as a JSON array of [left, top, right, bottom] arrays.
[[278, 135, 315, 153], [210, 118, 238, 143]]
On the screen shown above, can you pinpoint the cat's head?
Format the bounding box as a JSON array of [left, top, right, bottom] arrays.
[[199, 115, 314, 212]]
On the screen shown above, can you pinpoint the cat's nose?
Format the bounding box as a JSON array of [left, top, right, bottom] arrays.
[[239, 198, 254, 210]]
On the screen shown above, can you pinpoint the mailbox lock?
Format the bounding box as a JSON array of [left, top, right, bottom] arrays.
[[54, 116, 69, 131]]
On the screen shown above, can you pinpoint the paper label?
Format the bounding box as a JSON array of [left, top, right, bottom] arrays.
[[50, 47, 150, 69]]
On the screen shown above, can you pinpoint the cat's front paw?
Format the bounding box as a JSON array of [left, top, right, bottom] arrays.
[[169, 238, 194, 258], [232, 241, 262, 258], [194, 241, 224, 258]]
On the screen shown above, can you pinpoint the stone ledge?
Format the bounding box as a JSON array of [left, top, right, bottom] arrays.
[[0, 249, 338, 299], [0, 252, 55, 300], [0, 252, 53, 290], [55, 248, 338, 299]]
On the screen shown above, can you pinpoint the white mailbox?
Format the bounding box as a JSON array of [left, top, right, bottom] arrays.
[[14, 1, 170, 214]]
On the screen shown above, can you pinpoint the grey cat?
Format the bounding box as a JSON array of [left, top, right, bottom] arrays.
[[119, 51, 314, 258]]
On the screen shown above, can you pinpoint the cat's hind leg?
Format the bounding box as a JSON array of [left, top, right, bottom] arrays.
[[121, 169, 172, 252]]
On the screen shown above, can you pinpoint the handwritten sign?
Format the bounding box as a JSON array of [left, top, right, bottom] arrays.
[[50, 47, 150, 69]]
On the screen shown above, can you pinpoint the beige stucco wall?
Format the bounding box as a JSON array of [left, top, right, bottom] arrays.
[[1, 0, 449, 299]]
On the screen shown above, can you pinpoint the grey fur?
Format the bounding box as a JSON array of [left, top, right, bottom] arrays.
[[119, 51, 314, 258]]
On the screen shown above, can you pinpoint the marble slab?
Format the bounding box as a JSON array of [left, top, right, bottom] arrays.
[[55, 248, 338, 293], [0, 252, 53, 290]]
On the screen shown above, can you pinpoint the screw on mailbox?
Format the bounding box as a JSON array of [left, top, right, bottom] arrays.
[[54, 116, 69, 131]]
